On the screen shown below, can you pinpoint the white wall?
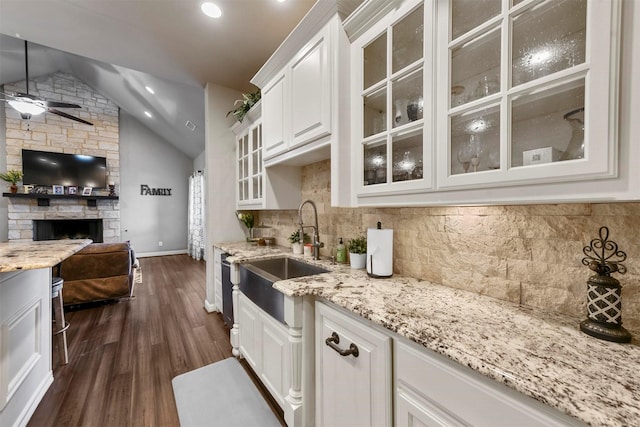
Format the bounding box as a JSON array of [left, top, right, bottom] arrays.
[[0, 93, 6, 242], [119, 110, 193, 256], [194, 150, 206, 172], [203, 83, 245, 311]]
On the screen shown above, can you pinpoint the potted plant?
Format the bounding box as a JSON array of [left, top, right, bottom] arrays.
[[0, 170, 23, 194], [288, 230, 309, 255], [226, 89, 261, 123], [347, 236, 367, 269], [236, 211, 255, 240]]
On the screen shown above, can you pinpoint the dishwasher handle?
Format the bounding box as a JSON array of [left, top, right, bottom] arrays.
[[325, 332, 359, 358]]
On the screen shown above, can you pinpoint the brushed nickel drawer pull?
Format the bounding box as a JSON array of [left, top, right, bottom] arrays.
[[325, 332, 359, 357]]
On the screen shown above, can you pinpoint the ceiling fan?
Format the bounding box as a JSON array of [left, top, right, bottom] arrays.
[[0, 40, 93, 126]]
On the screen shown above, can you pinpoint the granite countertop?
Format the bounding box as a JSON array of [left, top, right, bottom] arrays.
[[215, 241, 640, 427], [0, 239, 93, 273]]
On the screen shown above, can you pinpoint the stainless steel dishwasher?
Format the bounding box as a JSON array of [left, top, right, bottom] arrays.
[[221, 253, 233, 328]]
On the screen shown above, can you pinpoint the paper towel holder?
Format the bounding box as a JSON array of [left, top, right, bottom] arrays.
[[367, 221, 393, 279], [367, 255, 392, 278]]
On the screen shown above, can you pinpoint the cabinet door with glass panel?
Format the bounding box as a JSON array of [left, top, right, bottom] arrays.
[[436, 0, 620, 190], [352, 0, 434, 198], [236, 120, 263, 209]]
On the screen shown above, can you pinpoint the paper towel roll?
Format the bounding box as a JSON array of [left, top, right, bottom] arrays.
[[366, 227, 393, 277]]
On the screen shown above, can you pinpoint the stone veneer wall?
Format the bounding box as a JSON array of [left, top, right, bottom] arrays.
[[257, 159, 640, 338], [4, 72, 120, 242]]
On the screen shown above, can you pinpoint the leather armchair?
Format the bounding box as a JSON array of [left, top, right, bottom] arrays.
[[58, 241, 135, 306]]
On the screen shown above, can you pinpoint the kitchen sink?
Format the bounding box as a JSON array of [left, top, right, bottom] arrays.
[[243, 256, 328, 281], [239, 257, 328, 324]]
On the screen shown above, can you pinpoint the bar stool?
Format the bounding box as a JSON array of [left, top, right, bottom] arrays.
[[52, 276, 69, 365]]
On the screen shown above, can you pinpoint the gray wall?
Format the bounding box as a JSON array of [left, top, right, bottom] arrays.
[[0, 97, 7, 242], [119, 110, 193, 255], [194, 150, 206, 173]]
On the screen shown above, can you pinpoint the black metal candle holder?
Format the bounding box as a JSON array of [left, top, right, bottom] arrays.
[[580, 226, 632, 343]]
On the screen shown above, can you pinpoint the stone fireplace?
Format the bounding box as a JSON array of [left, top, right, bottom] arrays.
[[33, 219, 104, 242], [4, 72, 120, 242]]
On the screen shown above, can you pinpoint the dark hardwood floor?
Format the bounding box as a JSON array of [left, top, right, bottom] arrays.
[[28, 255, 233, 427]]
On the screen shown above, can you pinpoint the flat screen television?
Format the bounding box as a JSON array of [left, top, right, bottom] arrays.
[[22, 149, 107, 188]]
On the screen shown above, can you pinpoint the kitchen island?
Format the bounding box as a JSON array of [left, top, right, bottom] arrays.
[[215, 241, 640, 427], [0, 239, 92, 427]]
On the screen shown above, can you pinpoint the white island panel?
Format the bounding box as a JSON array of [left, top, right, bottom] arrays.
[[0, 268, 52, 427]]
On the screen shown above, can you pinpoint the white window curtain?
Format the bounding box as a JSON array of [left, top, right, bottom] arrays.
[[188, 171, 205, 260]]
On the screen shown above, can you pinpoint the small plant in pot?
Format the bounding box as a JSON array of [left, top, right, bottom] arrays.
[[226, 89, 261, 123], [347, 236, 367, 269], [0, 170, 23, 194], [288, 230, 309, 255]]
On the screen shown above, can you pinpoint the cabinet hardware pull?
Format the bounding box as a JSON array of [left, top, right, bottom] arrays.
[[325, 332, 359, 357]]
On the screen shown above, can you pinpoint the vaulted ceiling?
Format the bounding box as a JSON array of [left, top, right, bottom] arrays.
[[0, 0, 316, 158]]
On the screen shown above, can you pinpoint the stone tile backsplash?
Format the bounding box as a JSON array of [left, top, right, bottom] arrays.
[[256, 160, 640, 338]]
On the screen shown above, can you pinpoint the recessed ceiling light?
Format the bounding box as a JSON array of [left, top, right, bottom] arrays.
[[144, 111, 153, 118], [201, 2, 222, 18], [145, 86, 155, 94], [277, 0, 287, 3]]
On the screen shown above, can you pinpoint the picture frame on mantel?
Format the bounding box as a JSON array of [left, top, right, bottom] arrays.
[[68, 186, 77, 195], [52, 185, 64, 195], [82, 186, 93, 196]]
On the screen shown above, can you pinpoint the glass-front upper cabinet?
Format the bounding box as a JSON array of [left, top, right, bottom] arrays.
[[352, 0, 433, 196], [436, 0, 620, 189], [236, 120, 263, 208]]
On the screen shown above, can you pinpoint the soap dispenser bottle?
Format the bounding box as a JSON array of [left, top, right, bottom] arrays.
[[336, 237, 347, 263]]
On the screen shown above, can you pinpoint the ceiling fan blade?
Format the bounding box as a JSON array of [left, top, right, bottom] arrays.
[[47, 108, 94, 126], [15, 92, 81, 108], [15, 92, 39, 101], [42, 100, 82, 109]]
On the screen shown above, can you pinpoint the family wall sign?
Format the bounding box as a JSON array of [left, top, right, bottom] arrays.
[[140, 184, 172, 196]]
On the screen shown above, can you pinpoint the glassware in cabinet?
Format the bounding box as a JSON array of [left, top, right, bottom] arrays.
[[439, 0, 617, 190], [356, 1, 431, 194]]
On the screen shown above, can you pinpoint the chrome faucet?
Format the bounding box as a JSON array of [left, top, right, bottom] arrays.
[[298, 199, 324, 260]]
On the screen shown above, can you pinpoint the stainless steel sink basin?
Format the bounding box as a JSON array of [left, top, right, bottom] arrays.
[[240, 257, 328, 324], [243, 257, 328, 281]]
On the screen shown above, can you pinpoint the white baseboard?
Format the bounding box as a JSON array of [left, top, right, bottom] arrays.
[[136, 249, 189, 258], [204, 299, 219, 313]]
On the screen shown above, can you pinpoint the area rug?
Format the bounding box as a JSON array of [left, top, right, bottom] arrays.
[[172, 357, 281, 427]]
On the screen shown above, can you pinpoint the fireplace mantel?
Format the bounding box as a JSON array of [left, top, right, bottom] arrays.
[[3, 192, 119, 207]]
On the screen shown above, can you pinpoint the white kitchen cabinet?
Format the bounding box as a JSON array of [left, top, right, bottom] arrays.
[[436, 0, 619, 190], [315, 301, 392, 427], [234, 117, 263, 209], [258, 15, 347, 166], [349, 0, 633, 207], [290, 26, 332, 149], [262, 75, 288, 158], [252, 1, 352, 206], [395, 339, 586, 427], [350, 0, 434, 198], [238, 292, 291, 408], [231, 101, 301, 210]]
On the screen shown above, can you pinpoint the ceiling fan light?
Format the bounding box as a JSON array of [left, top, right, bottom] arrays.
[[8, 100, 46, 116]]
